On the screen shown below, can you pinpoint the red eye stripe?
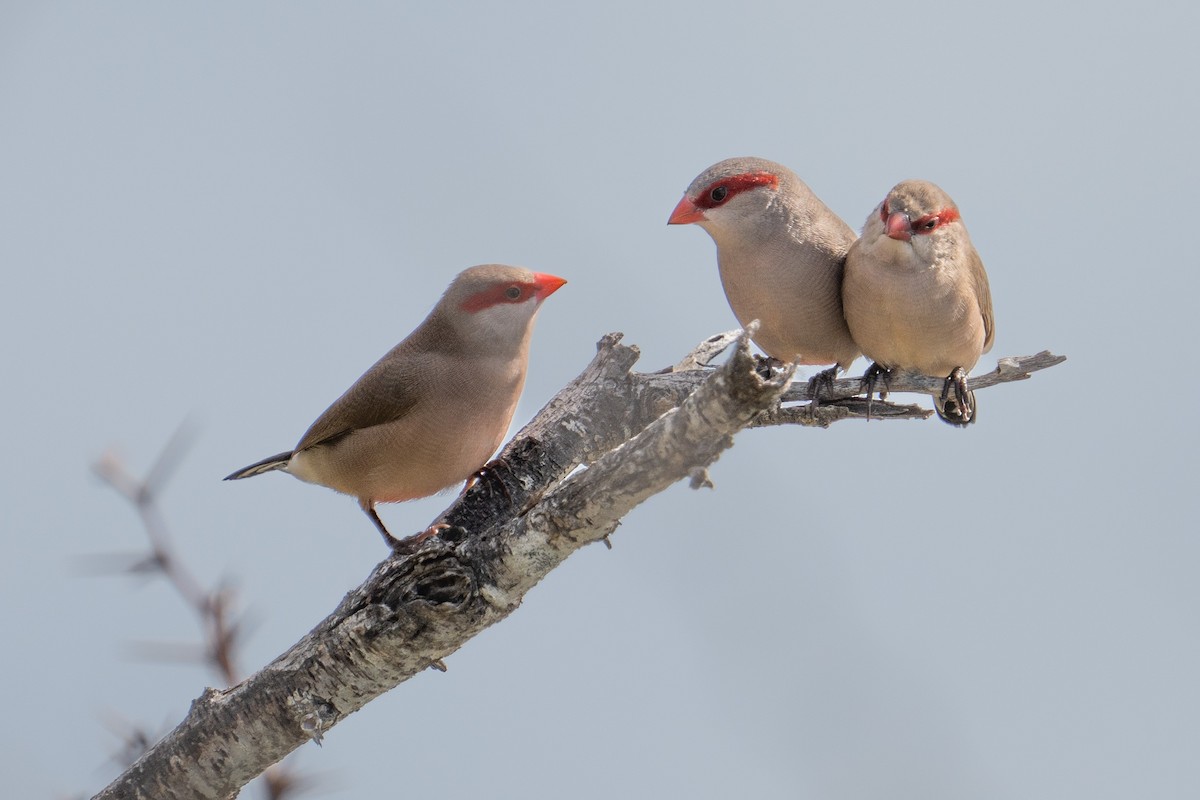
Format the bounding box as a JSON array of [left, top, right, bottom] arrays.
[[460, 282, 534, 313], [693, 171, 780, 210], [911, 206, 960, 235]]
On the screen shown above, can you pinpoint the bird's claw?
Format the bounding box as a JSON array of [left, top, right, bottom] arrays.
[[753, 355, 786, 379], [390, 523, 452, 555], [805, 365, 840, 407], [861, 363, 891, 420], [365, 498, 452, 552], [465, 458, 514, 504], [937, 367, 976, 426]]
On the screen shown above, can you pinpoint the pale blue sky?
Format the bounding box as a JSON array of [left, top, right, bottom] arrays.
[[2, 3, 1197, 798]]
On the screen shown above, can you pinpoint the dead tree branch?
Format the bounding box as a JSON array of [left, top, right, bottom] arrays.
[[92, 327, 1064, 799]]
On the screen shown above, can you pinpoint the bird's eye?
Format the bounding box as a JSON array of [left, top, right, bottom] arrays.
[[922, 218, 938, 230], [505, 286, 522, 300], [710, 186, 728, 203]]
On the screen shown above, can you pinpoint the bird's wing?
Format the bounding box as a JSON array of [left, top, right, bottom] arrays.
[[970, 249, 995, 354], [293, 351, 428, 452]]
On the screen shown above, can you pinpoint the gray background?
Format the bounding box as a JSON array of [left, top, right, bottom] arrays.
[[2, 2, 1196, 798]]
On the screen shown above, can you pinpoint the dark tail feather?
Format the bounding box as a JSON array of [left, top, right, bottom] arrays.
[[224, 451, 294, 480], [934, 391, 976, 427]]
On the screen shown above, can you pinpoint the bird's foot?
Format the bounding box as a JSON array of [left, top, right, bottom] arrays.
[[936, 367, 976, 426], [805, 365, 840, 407], [464, 458, 514, 504], [363, 504, 402, 549], [390, 523, 452, 555], [861, 362, 891, 420], [753, 355, 786, 379], [363, 502, 450, 552]]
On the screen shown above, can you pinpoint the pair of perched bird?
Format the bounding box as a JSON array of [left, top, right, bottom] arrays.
[[669, 157, 993, 425], [227, 157, 993, 547]]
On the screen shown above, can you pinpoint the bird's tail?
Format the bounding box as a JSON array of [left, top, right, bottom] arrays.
[[223, 451, 294, 480]]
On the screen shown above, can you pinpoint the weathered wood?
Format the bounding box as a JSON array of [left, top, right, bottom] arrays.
[[92, 329, 1065, 799]]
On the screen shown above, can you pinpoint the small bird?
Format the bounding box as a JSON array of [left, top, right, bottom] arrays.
[[225, 264, 566, 547], [668, 157, 860, 382], [842, 180, 994, 425]]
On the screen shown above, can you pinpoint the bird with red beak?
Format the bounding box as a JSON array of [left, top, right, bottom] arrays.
[[668, 157, 861, 382], [843, 180, 994, 425], [226, 264, 566, 546]]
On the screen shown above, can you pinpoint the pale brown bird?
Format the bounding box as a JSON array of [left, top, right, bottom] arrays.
[[842, 180, 994, 425], [668, 157, 860, 382], [225, 264, 566, 546]]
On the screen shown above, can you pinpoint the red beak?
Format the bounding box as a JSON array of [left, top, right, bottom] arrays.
[[885, 211, 912, 242], [531, 273, 567, 298], [668, 196, 706, 225]]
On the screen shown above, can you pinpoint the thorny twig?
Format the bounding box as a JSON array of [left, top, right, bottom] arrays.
[[91, 421, 308, 799]]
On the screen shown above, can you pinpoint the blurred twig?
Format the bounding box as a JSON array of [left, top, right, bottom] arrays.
[[92, 421, 243, 682], [91, 421, 310, 799]]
